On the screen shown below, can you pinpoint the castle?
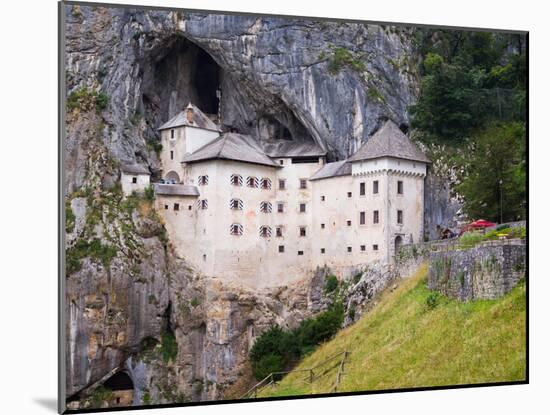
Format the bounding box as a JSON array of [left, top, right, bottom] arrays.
[[122, 104, 429, 288]]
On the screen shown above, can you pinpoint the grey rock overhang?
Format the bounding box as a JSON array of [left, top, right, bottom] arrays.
[[120, 163, 150, 175], [347, 120, 430, 164], [153, 183, 200, 196], [157, 103, 220, 132], [261, 140, 327, 158], [181, 133, 282, 168], [309, 160, 352, 181]]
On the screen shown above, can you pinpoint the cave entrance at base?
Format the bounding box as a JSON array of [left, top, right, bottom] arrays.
[[102, 371, 135, 407]]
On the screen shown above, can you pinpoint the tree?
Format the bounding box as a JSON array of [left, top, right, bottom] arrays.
[[456, 122, 526, 223]]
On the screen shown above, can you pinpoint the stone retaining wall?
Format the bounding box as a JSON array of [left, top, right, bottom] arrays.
[[428, 240, 526, 301]]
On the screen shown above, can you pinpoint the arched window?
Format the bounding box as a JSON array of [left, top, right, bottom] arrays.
[[260, 201, 272, 213], [247, 176, 259, 188], [230, 174, 243, 186], [230, 223, 244, 236], [260, 178, 272, 190], [259, 226, 272, 238], [165, 171, 180, 184], [198, 175, 209, 186], [230, 198, 244, 210]]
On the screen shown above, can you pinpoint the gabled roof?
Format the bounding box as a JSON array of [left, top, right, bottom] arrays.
[[153, 184, 200, 197], [181, 133, 281, 168], [309, 160, 352, 181], [348, 120, 430, 163], [157, 103, 219, 132], [262, 140, 327, 158], [121, 163, 150, 175]]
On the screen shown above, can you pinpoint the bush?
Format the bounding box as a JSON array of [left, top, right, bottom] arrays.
[[328, 48, 365, 74], [160, 330, 178, 363], [249, 304, 344, 380], [67, 87, 109, 112], [252, 354, 285, 381], [324, 275, 339, 294], [353, 272, 362, 285], [426, 292, 440, 310], [144, 185, 155, 203]]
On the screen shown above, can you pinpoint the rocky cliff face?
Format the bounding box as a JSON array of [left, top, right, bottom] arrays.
[[63, 3, 454, 408]]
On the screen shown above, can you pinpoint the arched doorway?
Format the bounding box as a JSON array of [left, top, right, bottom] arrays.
[[394, 235, 403, 257], [165, 170, 180, 184]]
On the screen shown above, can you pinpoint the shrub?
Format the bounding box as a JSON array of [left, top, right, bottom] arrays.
[[144, 185, 155, 203], [459, 231, 484, 248], [190, 297, 200, 308], [67, 87, 109, 112], [324, 275, 339, 294], [66, 200, 76, 233], [348, 304, 356, 321], [249, 304, 344, 380], [160, 330, 178, 363], [252, 354, 285, 381], [353, 272, 362, 285], [66, 238, 117, 275], [89, 386, 113, 408], [426, 292, 440, 310], [328, 48, 365, 74]]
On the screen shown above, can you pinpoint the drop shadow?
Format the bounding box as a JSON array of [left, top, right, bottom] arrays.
[[34, 398, 58, 413]]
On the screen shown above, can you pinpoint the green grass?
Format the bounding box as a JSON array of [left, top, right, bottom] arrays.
[[260, 263, 525, 397]]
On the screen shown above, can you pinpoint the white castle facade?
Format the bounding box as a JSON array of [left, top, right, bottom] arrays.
[[122, 104, 430, 289]]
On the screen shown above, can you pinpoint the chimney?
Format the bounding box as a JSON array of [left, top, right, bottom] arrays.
[[186, 103, 194, 124]]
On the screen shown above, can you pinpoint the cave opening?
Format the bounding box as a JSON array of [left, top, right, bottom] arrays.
[[193, 48, 220, 115], [103, 371, 134, 391]]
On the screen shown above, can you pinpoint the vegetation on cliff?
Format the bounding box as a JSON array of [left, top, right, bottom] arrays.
[[410, 30, 526, 223], [260, 264, 525, 397]]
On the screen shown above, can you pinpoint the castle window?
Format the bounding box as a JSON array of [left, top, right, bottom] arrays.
[[373, 210, 379, 224], [170, 151, 174, 160], [230, 223, 243, 236], [198, 175, 209, 186], [360, 182, 365, 196], [164, 204, 168, 210], [170, 129, 174, 139], [373, 180, 379, 194], [230, 198, 243, 210], [298, 251, 304, 256], [279, 179, 286, 190], [360, 211, 366, 225], [360, 245, 366, 252], [347, 246, 352, 253], [397, 180, 403, 195], [279, 245, 285, 253], [231, 174, 243, 186], [188, 205, 192, 210], [277, 202, 284, 213], [260, 201, 272, 213], [321, 248, 325, 254], [299, 203, 306, 213], [299, 179, 307, 189], [174, 203, 179, 211], [299, 227, 306, 237], [247, 176, 259, 188], [259, 226, 272, 238], [321, 195, 325, 202], [132, 177, 137, 184], [261, 178, 272, 190], [321, 223, 325, 229], [347, 192, 352, 198], [198, 199, 208, 210], [373, 244, 379, 251], [279, 160, 284, 165], [276, 227, 283, 237], [397, 210, 403, 224], [347, 220, 352, 226]]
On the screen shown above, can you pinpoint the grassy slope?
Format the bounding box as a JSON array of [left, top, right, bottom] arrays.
[[260, 263, 526, 397]]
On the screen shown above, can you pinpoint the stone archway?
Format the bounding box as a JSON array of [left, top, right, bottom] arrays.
[[165, 170, 181, 183]]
